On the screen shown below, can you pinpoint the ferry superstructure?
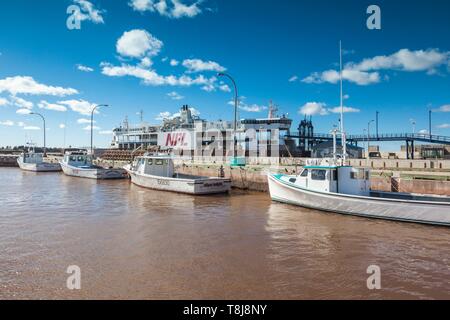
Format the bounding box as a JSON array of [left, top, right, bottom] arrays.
[[110, 104, 297, 157]]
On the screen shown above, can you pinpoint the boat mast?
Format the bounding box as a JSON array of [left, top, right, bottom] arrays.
[[339, 40, 347, 162]]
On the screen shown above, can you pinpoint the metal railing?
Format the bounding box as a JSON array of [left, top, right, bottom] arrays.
[[287, 132, 450, 144]]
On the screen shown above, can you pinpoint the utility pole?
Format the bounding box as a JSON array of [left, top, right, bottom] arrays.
[[367, 120, 375, 160]]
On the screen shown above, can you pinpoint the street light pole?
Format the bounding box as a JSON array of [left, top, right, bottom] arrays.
[[30, 112, 46, 156], [410, 119, 416, 135], [90, 104, 109, 156], [217, 73, 238, 159], [429, 110, 432, 138], [367, 120, 375, 160], [376, 111, 379, 138]]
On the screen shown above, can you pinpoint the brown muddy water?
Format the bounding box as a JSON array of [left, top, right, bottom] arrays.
[[0, 167, 449, 299]]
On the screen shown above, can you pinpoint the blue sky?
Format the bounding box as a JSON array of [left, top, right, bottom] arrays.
[[0, 0, 449, 148]]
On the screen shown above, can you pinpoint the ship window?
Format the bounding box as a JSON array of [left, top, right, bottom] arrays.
[[300, 169, 308, 177], [147, 159, 152, 165], [70, 156, 76, 161], [77, 156, 84, 161], [155, 159, 164, 165], [289, 178, 297, 183], [311, 169, 326, 181]]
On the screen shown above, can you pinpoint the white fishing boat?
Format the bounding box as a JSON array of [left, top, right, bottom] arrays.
[[268, 41, 450, 227], [60, 150, 127, 180], [268, 158, 450, 227], [124, 154, 231, 195], [17, 149, 61, 172]]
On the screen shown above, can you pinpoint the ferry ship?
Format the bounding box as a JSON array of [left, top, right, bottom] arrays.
[[110, 103, 298, 157]]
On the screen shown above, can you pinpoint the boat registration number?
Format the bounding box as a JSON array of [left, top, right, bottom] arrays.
[[157, 179, 170, 186]]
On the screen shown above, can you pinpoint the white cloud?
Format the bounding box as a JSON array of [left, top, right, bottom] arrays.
[[167, 91, 184, 100], [437, 124, 450, 129], [140, 57, 153, 67], [77, 118, 95, 124], [351, 48, 449, 72], [10, 95, 34, 109], [328, 106, 360, 113], [302, 69, 380, 86], [418, 129, 429, 134], [201, 83, 216, 92], [77, 64, 94, 72], [99, 130, 113, 135], [288, 75, 298, 82], [0, 97, 9, 106], [101, 63, 215, 88], [59, 123, 66, 129], [17, 121, 25, 127], [156, 107, 200, 120], [129, 0, 203, 19], [219, 84, 231, 92], [16, 108, 31, 115], [83, 125, 100, 131], [0, 120, 14, 126], [228, 97, 267, 113], [156, 111, 172, 120], [298, 102, 360, 116], [435, 104, 450, 112], [170, 59, 179, 66], [0, 76, 78, 96], [302, 48, 450, 86], [58, 99, 97, 116], [24, 126, 40, 130], [116, 29, 163, 59], [73, 0, 105, 24], [38, 100, 67, 112], [298, 102, 329, 116], [182, 58, 225, 73]]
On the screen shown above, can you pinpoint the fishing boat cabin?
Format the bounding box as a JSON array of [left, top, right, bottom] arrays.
[[63, 150, 94, 168], [132, 155, 175, 178], [288, 159, 371, 196]]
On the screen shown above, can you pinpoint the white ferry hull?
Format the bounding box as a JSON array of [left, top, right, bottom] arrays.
[[125, 167, 231, 195], [268, 173, 450, 227], [60, 162, 127, 180], [17, 159, 61, 172]]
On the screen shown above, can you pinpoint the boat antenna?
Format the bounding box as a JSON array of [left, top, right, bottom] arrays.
[[339, 40, 347, 162]]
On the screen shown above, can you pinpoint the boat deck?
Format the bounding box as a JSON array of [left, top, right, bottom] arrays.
[[370, 190, 450, 203]]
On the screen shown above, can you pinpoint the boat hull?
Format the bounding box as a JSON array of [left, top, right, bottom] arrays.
[[268, 173, 450, 227], [125, 167, 231, 195], [60, 162, 127, 180], [17, 159, 61, 172]]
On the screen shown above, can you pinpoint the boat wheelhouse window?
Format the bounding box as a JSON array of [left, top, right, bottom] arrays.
[[332, 170, 337, 181], [300, 169, 308, 177], [77, 156, 84, 161], [155, 159, 164, 165], [289, 178, 297, 183], [311, 169, 326, 181], [70, 156, 76, 161], [350, 169, 366, 180]]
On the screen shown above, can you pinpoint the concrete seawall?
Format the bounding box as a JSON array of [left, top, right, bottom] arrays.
[[175, 161, 450, 196], [95, 156, 450, 196]]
